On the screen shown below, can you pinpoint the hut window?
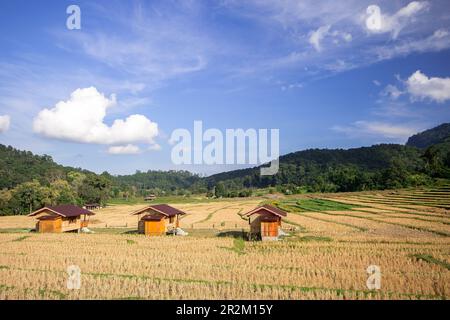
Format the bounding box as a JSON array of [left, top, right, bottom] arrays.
[[169, 216, 175, 223]]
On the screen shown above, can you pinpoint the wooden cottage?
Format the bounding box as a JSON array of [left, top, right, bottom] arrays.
[[244, 204, 287, 241], [84, 203, 100, 210], [144, 194, 156, 201], [28, 205, 95, 233], [131, 204, 186, 236]]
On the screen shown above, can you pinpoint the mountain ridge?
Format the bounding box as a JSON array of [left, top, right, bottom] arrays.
[[1, 123, 449, 194]]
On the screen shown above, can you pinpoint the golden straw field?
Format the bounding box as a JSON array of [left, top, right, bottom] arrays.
[[0, 186, 449, 300]]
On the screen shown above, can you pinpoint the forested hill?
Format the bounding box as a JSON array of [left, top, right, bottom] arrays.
[[0, 144, 92, 189], [204, 144, 428, 193], [114, 170, 201, 192], [406, 123, 450, 148], [1, 122, 450, 215]]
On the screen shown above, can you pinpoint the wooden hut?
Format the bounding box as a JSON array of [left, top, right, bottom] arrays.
[[144, 194, 156, 201], [131, 204, 186, 236], [244, 204, 287, 241], [28, 205, 95, 233], [84, 203, 100, 210]]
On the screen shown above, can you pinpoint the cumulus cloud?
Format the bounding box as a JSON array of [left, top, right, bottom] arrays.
[[332, 121, 418, 139], [108, 144, 141, 155], [0, 115, 10, 133], [365, 1, 429, 39], [309, 25, 352, 52], [406, 70, 450, 103], [33, 87, 159, 147]]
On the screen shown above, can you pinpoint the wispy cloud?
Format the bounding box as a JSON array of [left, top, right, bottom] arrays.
[[55, 1, 213, 83], [381, 84, 404, 100], [221, 0, 449, 81], [308, 25, 352, 52], [332, 120, 421, 141], [364, 1, 429, 39], [108, 144, 141, 155], [0, 115, 10, 133], [371, 29, 450, 61]]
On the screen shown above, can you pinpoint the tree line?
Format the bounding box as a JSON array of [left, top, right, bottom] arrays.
[[1, 135, 450, 215]]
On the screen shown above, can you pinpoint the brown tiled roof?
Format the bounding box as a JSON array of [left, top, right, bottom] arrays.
[[141, 214, 165, 221], [244, 204, 287, 217], [131, 204, 186, 217], [36, 215, 61, 221], [261, 204, 287, 217], [29, 205, 94, 217]]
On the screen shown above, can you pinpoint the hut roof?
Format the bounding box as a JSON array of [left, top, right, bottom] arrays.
[[141, 214, 165, 221], [28, 205, 95, 218], [131, 204, 186, 217], [244, 204, 287, 217], [36, 215, 61, 221]]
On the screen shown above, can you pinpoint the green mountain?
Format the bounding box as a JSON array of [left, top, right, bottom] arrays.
[[113, 170, 202, 194], [406, 123, 450, 148], [0, 144, 92, 189], [204, 144, 428, 193], [1, 123, 450, 215]]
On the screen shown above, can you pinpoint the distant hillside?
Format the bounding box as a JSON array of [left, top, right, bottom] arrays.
[[406, 123, 450, 149], [1, 122, 450, 204], [0, 144, 91, 189], [114, 170, 201, 193], [204, 144, 427, 193], [0, 144, 202, 193]]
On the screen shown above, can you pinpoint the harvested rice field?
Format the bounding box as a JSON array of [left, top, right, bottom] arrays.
[[0, 186, 449, 300]]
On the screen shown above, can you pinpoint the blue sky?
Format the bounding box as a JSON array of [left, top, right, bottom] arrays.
[[0, 0, 450, 175]]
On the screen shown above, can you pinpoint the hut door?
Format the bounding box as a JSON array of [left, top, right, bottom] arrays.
[[261, 221, 278, 237]]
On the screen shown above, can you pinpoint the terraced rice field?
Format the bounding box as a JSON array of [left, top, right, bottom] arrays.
[[0, 185, 449, 299]]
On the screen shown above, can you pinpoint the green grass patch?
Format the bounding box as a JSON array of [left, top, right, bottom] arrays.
[[296, 199, 360, 212], [38, 288, 67, 299], [219, 237, 246, 255], [298, 236, 333, 242], [90, 228, 136, 234], [12, 235, 30, 242], [126, 239, 136, 245], [107, 195, 220, 206], [410, 254, 450, 270], [0, 228, 33, 234], [0, 284, 15, 292], [232, 237, 245, 254]]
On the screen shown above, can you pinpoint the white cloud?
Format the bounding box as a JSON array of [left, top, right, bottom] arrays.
[[148, 144, 162, 151], [57, 2, 212, 83], [332, 120, 418, 139], [281, 83, 303, 91], [108, 144, 141, 155], [372, 29, 450, 61], [365, 1, 429, 39], [309, 25, 331, 52], [309, 25, 352, 52], [406, 70, 450, 103], [381, 84, 403, 100], [373, 80, 381, 86], [0, 115, 10, 133], [33, 87, 159, 147]]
